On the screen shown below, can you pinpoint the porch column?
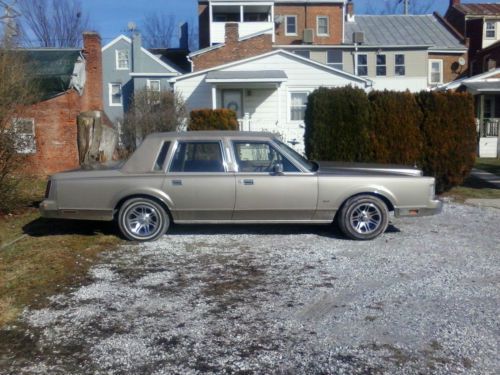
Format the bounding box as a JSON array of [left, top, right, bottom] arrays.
[[211, 84, 217, 109], [479, 94, 485, 137]]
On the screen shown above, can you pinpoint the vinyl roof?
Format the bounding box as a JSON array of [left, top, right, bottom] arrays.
[[344, 15, 465, 50], [453, 3, 500, 16]]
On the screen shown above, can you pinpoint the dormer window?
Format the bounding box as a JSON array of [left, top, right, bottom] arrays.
[[485, 22, 496, 39]]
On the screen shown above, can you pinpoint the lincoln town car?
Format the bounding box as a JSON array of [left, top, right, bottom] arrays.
[[40, 131, 442, 241]]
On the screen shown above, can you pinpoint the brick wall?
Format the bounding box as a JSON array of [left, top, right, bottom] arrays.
[[198, 2, 210, 49], [191, 23, 272, 71], [81, 32, 103, 111], [274, 4, 343, 45], [429, 52, 468, 83]]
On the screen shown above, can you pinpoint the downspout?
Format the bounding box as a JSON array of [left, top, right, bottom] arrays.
[[187, 55, 194, 73], [353, 42, 358, 76]]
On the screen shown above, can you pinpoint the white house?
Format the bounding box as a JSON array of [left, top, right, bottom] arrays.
[[172, 49, 371, 153]]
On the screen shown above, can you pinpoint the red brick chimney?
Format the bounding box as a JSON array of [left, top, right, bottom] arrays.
[[346, 0, 355, 22], [450, 0, 460, 6], [81, 32, 103, 111], [225, 22, 239, 45]]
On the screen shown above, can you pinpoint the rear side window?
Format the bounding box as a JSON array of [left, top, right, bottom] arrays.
[[153, 141, 171, 171], [169, 141, 225, 172]]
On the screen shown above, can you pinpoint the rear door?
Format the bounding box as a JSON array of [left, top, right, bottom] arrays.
[[232, 140, 317, 221], [164, 140, 235, 221]]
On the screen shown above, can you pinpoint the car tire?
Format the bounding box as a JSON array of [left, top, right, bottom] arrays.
[[118, 198, 169, 241], [337, 195, 389, 241]]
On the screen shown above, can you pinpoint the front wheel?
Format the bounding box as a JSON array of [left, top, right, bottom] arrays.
[[337, 195, 389, 240], [118, 198, 169, 241]]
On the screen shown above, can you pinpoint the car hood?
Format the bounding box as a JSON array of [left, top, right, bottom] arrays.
[[317, 161, 423, 177]]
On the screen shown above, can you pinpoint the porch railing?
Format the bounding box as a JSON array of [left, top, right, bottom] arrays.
[[478, 118, 499, 137]]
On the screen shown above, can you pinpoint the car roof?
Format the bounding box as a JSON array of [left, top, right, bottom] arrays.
[[146, 131, 277, 139]]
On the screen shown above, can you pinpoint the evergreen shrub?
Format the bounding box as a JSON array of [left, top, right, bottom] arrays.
[[188, 109, 239, 131]]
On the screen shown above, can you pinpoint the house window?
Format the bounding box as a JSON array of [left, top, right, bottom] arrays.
[[116, 49, 129, 70], [327, 50, 343, 70], [109, 83, 123, 106], [395, 54, 405, 76], [147, 79, 161, 92], [285, 15, 297, 35], [485, 22, 496, 39], [317, 16, 329, 36], [357, 54, 368, 76], [11, 118, 36, 154], [429, 59, 443, 84], [376, 54, 386, 76], [294, 50, 310, 59], [290, 92, 309, 121]]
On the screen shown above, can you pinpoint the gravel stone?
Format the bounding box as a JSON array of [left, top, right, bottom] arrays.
[[0, 203, 499, 374]]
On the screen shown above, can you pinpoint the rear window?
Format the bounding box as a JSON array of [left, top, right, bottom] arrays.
[[169, 141, 225, 172], [153, 142, 171, 171]]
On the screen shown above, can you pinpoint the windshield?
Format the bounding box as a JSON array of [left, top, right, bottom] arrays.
[[274, 139, 318, 172]]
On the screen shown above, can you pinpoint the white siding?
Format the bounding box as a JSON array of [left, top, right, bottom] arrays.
[[371, 77, 428, 92]]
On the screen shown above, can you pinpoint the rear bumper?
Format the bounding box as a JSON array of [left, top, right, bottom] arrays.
[[39, 200, 114, 221], [394, 199, 443, 218]]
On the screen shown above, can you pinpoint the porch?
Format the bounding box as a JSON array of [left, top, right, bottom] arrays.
[[475, 91, 500, 158]]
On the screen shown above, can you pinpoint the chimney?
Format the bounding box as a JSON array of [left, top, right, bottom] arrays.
[[82, 32, 103, 111], [225, 22, 239, 45], [132, 32, 142, 72], [346, 0, 355, 22], [179, 22, 189, 50], [450, 0, 460, 6]]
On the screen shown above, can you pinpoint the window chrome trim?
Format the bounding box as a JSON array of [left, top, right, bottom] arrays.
[[166, 139, 228, 173]]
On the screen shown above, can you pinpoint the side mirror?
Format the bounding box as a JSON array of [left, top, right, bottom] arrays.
[[272, 162, 284, 175]]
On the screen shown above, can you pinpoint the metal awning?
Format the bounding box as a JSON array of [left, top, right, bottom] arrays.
[[206, 70, 288, 83], [464, 81, 500, 94]]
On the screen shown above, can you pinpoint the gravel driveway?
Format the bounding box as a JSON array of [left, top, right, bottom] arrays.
[[1, 202, 499, 374]]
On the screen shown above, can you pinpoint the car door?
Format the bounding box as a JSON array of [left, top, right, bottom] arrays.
[[232, 140, 317, 221], [163, 140, 235, 221]]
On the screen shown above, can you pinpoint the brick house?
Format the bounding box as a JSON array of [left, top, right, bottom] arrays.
[[193, 0, 467, 91], [15, 32, 105, 175]]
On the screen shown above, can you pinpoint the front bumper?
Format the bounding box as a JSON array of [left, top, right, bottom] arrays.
[[394, 199, 443, 218]]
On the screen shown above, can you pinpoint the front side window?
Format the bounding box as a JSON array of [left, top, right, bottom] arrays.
[[485, 21, 496, 39], [429, 59, 443, 84], [233, 141, 299, 173], [109, 83, 122, 106], [395, 54, 405, 76], [290, 92, 308, 121], [357, 54, 368, 76], [317, 16, 329, 36], [294, 50, 310, 59], [327, 50, 343, 70], [11, 118, 36, 154], [116, 49, 129, 70], [376, 54, 386, 76], [169, 142, 225, 172], [286, 15, 297, 35]]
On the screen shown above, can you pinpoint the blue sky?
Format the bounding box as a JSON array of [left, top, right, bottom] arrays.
[[83, 0, 487, 47]]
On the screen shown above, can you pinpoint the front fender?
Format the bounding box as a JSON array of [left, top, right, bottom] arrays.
[[329, 185, 398, 210]]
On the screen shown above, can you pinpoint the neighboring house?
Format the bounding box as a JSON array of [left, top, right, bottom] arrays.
[[101, 34, 184, 127], [14, 32, 104, 175], [445, 0, 500, 75], [172, 49, 371, 153], [194, 0, 467, 91]]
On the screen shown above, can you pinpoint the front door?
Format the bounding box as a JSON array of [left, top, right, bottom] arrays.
[[222, 90, 243, 118], [164, 140, 235, 221], [231, 140, 317, 221]]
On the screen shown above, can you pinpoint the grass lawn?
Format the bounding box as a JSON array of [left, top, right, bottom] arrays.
[[0, 177, 121, 327], [475, 158, 500, 176], [441, 175, 500, 202]]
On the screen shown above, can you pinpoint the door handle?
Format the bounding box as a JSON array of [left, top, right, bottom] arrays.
[[172, 180, 183, 186], [242, 179, 254, 185]]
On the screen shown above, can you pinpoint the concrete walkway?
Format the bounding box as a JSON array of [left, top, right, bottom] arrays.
[[470, 168, 500, 189]]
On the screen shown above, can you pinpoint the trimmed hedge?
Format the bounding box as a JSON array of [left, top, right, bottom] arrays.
[[188, 108, 239, 131], [304, 88, 476, 192]]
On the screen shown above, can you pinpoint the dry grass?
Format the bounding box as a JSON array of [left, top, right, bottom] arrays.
[[442, 175, 500, 202], [475, 158, 500, 176], [0, 178, 121, 327]]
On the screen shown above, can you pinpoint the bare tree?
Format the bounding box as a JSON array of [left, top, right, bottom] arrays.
[[141, 13, 176, 48], [17, 0, 89, 47], [1, 0, 21, 45], [121, 88, 186, 151], [367, 0, 434, 15], [0, 48, 39, 211]]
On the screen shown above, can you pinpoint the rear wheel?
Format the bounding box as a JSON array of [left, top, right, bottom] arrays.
[[118, 198, 169, 241], [338, 195, 389, 240]]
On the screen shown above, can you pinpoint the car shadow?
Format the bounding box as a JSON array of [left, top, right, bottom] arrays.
[[23, 218, 117, 237]]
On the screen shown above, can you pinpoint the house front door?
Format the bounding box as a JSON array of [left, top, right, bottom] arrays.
[[222, 90, 243, 118]]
